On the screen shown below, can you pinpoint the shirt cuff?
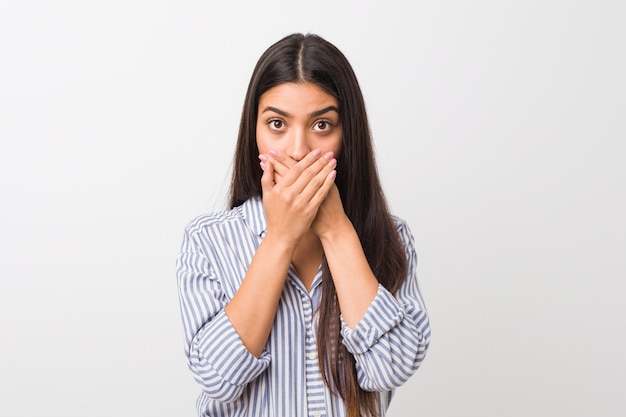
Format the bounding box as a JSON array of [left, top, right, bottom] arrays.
[[340, 284, 405, 354], [195, 310, 270, 385]]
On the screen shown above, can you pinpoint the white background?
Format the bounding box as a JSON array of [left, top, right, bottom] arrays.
[[1, 1, 624, 416]]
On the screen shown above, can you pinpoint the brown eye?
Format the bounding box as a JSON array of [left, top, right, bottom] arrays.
[[314, 120, 332, 132], [268, 119, 284, 130]]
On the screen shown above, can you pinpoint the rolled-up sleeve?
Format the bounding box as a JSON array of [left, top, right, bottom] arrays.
[[176, 229, 270, 403], [340, 222, 430, 392]]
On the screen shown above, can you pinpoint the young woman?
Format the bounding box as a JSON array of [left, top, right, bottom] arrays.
[[176, 33, 430, 417]]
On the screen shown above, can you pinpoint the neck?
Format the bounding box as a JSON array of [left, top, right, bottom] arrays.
[[292, 230, 323, 291]]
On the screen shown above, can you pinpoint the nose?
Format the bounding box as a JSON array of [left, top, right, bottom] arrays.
[[287, 129, 310, 161]]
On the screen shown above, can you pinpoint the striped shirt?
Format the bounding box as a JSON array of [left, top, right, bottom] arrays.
[[176, 197, 430, 417]]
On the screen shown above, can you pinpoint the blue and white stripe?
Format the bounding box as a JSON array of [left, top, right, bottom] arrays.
[[176, 197, 430, 416]]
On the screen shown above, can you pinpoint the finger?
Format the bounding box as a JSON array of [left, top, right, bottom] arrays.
[[270, 149, 325, 187], [307, 168, 337, 208], [260, 159, 275, 193], [268, 155, 290, 179], [288, 152, 336, 195], [268, 150, 298, 170], [291, 156, 337, 204], [260, 153, 293, 181]]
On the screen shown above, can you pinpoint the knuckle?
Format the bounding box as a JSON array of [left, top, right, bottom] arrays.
[[310, 174, 324, 188], [281, 190, 295, 204], [292, 162, 305, 174]]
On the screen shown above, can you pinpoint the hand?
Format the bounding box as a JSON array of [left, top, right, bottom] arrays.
[[310, 183, 350, 239], [259, 150, 298, 183], [262, 151, 349, 240], [259, 149, 337, 246]]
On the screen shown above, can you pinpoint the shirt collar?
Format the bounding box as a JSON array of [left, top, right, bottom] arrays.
[[241, 196, 267, 237]]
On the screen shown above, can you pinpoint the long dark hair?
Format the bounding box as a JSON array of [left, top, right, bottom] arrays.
[[229, 33, 408, 417]]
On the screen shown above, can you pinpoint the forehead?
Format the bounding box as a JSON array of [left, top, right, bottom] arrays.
[[258, 82, 338, 111]]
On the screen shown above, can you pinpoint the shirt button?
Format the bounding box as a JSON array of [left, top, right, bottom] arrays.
[[307, 352, 317, 360]]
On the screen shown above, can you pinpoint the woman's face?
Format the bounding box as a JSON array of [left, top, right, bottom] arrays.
[[256, 82, 342, 161]]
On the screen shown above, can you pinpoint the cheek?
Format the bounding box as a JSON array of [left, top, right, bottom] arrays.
[[330, 135, 343, 157], [255, 127, 271, 155], [256, 134, 283, 155], [312, 133, 342, 156], [256, 138, 268, 155]]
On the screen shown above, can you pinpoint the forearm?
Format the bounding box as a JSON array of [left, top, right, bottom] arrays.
[[225, 232, 295, 357], [340, 225, 431, 391], [342, 285, 430, 391], [319, 218, 379, 328]]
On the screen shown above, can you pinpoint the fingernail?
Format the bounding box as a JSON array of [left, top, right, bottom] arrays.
[[324, 151, 334, 160], [312, 149, 322, 157], [259, 161, 266, 171], [270, 150, 279, 157], [329, 158, 337, 168], [258, 154, 268, 162]]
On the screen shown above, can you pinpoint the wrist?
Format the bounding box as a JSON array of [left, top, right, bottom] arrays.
[[262, 228, 301, 255], [317, 215, 354, 244]]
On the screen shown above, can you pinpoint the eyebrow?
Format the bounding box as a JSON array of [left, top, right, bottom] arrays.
[[310, 106, 340, 117], [261, 105, 339, 118]]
